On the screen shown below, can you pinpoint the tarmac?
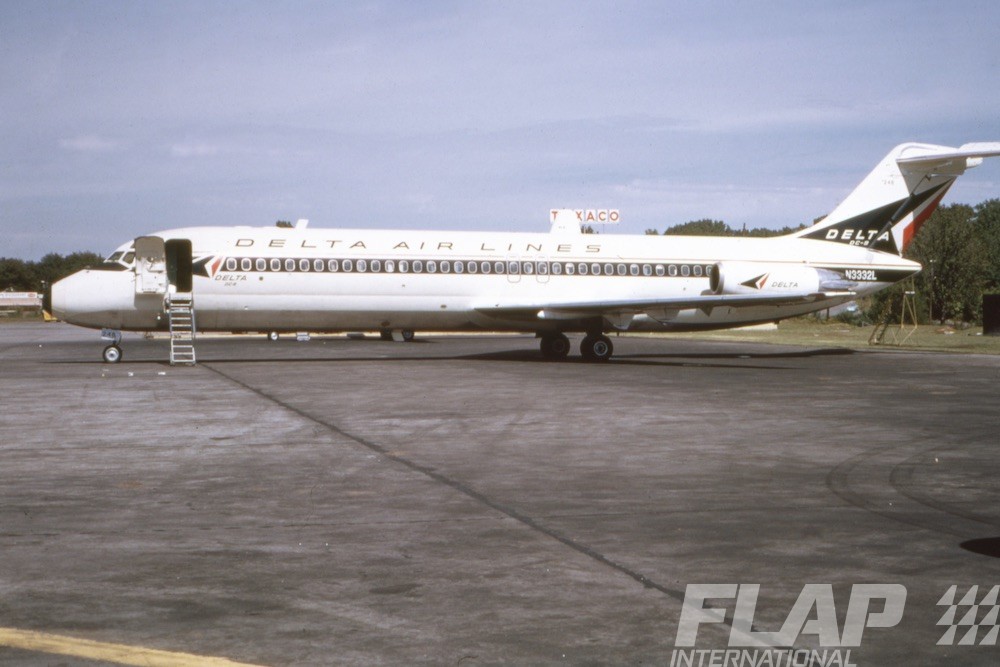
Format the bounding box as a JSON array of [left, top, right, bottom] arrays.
[[1, 322, 999, 666]]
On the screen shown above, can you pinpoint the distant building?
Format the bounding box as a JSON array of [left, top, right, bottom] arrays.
[[0, 291, 43, 315]]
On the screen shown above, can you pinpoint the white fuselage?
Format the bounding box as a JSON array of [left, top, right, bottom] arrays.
[[51, 225, 920, 334]]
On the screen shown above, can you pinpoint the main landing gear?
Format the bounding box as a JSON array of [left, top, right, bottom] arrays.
[[379, 329, 416, 342], [538, 332, 614, 362], [580, 333, 613, 362], [539, 332, 572, 360]]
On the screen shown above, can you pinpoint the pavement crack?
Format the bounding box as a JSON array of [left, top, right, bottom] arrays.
[[201, 363, 686, 602]]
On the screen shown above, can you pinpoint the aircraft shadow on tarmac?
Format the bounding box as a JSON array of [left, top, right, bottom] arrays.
[[50, 341, 854, 370], [960, 536, 1000, 558]]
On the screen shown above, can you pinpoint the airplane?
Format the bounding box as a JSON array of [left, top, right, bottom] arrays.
[[49, 141, 1000, 364]]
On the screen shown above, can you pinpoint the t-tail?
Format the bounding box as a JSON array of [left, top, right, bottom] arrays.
[[791, 142, 1000, 255]]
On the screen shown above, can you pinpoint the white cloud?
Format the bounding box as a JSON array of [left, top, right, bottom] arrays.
[[170, 143, 220, 158], [59, 135, 119, 152]]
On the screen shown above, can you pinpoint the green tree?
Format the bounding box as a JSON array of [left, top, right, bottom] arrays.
[[34, 252, 103, 287], [663, 219, 733, 236], [0, 258, 36, 291], [908, 204, 987, 323], [0, 252, 103, 292], [972, 198, 1000, 292]]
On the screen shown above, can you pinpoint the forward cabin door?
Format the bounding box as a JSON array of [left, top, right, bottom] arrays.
[[134, 236, 168, 295]]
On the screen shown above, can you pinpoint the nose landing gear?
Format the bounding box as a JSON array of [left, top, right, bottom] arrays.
[[100, 329, 124, 364]]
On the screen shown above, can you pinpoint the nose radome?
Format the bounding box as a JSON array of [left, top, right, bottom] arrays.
[[49, 274, 73, 322]]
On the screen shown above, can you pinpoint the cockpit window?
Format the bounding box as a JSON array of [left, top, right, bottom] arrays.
[[106, 251, 124, 263], [122, 252, 135, 265]]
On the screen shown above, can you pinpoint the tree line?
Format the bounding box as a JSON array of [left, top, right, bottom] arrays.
[[0, 252, 104, 293], [4, 199, 999, 324]]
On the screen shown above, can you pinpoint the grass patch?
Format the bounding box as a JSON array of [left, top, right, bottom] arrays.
[[665, 318, 1000, 354]]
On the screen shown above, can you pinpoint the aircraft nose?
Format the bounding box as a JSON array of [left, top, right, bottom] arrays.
[[50, 275, 69, 321]]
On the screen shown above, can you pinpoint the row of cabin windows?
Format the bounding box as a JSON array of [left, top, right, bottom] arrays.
[[223, 257, 713, 278]]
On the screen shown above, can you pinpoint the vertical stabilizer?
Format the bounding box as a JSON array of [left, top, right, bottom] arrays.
[[792, 142, 1000, 255]]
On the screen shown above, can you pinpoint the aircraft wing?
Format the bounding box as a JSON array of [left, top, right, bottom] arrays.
[[474, 291, 855, 321]]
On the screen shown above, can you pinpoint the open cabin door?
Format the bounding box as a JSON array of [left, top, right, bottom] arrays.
[[135, 237, 194, 295], [134, 236, 168, 295], [166, 239, 193, 293]]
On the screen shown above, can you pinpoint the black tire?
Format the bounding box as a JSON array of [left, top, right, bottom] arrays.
[[380, 329, 394, 341], [401, 329, 415, 342], [580, 334, 613, 362], [102, 345, 123, 364], [540, 333, 571, 360]]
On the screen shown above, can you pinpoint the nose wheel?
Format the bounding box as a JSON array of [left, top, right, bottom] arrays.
[[102, 344, 123, 364], [100, 329, 124, 363]]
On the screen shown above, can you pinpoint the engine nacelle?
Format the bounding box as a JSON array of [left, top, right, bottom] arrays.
[[710, 261, 848, 295]]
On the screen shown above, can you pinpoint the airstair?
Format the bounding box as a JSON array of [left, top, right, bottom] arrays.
[[167, 293, 197, 365]]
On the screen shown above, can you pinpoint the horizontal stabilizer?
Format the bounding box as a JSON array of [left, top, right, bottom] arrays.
[[897, 142, 1000, 174]]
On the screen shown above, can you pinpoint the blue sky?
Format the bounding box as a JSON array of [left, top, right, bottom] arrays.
[[2, 1, 999, 259]]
